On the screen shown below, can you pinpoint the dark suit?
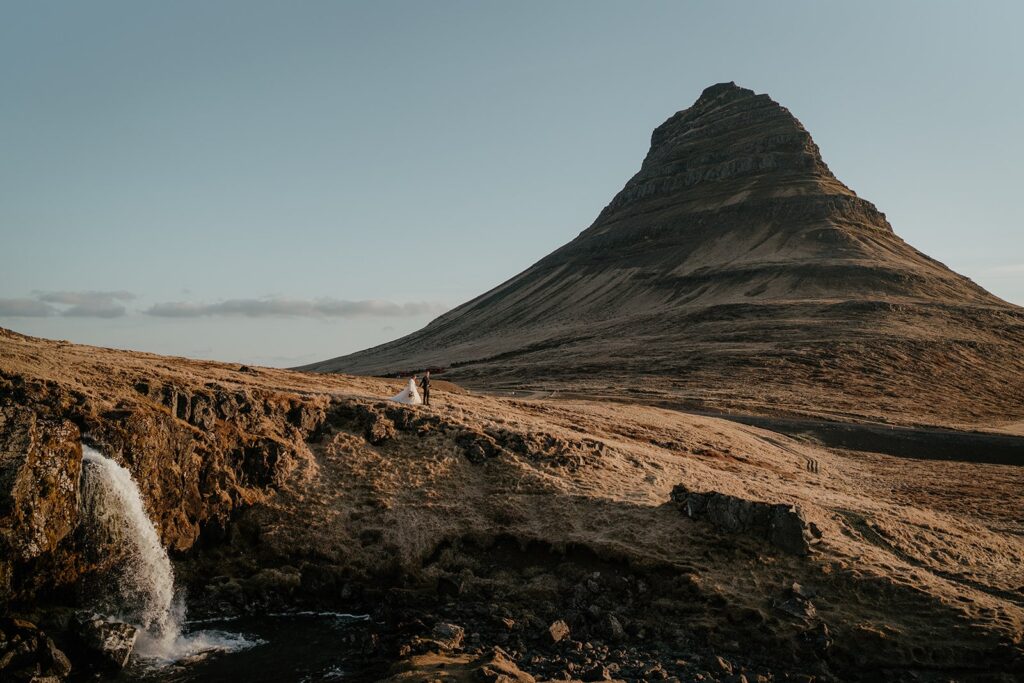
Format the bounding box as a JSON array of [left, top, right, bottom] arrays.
[[420, 375, 431, 405]]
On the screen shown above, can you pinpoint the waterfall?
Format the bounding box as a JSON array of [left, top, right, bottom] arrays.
[[80, 445, 255, 665]]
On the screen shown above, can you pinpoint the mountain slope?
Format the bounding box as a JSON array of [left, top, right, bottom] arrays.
[[302, 82, 1024, 428]]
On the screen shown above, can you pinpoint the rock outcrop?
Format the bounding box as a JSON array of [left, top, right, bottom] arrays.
[[0, 409, 81, 602], [669, 484, 821, 555], [0, 336, 326, 606], [303, 82, 1024, 428]]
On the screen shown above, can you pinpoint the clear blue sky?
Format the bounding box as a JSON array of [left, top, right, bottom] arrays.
[[2, 1, 1022, 366]]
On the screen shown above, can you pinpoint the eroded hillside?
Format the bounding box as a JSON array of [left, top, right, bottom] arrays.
[[2, 329, 1022, 681]]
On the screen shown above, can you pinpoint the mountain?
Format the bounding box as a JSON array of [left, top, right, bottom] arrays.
[[302, 82, 1024, 429]]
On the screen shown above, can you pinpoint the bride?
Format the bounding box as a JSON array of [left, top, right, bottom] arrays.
[[389, 376, 423, 405]]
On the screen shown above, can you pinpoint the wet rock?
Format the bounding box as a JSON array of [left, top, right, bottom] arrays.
[[548, 619, 571, 644], [73, 615, 138, 671], [0, 617, 74, 681]]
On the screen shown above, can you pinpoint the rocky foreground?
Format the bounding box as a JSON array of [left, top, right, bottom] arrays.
[[2, 328, 1023, 681]]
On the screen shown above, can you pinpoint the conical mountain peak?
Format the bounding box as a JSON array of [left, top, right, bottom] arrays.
[[605, 83, 852, 226], [304, 84, 1024, 427]]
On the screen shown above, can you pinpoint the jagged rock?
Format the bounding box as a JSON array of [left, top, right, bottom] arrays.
[[642, 663, 669, 680], [329, 402, 398, 446], [713, 655, 734, 675], [0, 410, 81, 602], [548, 619, 571, 644], [431, 622, 465, 650], [799, 622, 833, 655], [670, 484, 819, 555], [777, 597, 817, 620], [40, 637, 72, 678], [603, 614, 626, 643], [0, 618, 73, 681], [456, 430, 503, 464], [72, 616, 137, 671]]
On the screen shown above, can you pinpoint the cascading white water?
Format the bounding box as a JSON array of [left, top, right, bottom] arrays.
[[80, 445, 256, 665]]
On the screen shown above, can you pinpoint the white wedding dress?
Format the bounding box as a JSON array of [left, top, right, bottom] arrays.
[[389, 378, 423, 405]]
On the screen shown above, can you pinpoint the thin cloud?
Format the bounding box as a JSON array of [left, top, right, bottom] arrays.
[[144, 297, 448, 318], [0, 290, 137, 318], [0, 298, 56, 317], [61, 301, 129, 318], [34, 290, 135, 305], [28, 290, 135, 318]]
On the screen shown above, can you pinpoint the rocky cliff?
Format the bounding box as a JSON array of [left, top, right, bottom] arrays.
[[304, 82, 1024, 429], [0, 328, 328, 608]]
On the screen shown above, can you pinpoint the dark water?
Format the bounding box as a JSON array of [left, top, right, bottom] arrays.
[[117, 612, 377, 683]]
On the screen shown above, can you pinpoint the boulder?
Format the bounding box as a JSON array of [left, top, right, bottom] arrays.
[[547, 619, 571, 644], [430, 622, 465, 650], [72, 615, 137, 671], [670, 484, 821, 555], [0, 617, 73, 681], [602, 614, 626, 643]]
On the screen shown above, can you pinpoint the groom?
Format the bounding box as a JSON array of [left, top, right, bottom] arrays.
[[419, 371, 431, 406]]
